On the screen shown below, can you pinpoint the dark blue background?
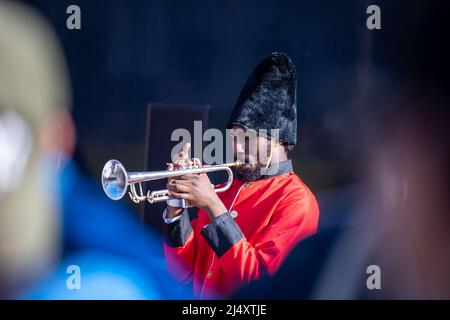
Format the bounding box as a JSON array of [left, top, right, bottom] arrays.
[[25, 0, 442, 196]]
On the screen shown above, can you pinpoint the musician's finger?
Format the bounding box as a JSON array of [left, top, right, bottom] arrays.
[[172, 143, 190, 163], [170, 179, 193, 186], [173, 158, 186, 169], [178, 143, 191, 161], [176, 174, 198, 180], [182, 143, 191, 156], [192, 158, 201, 168], [168, 191, 192, 200], [166, 183, 177, 192], [168, 183, 191, 193]]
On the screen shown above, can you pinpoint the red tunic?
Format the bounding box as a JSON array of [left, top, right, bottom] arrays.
[[164, 169, 319, 298]]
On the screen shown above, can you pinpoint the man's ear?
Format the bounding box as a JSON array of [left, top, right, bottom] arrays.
[[38, 109, 76, 157]]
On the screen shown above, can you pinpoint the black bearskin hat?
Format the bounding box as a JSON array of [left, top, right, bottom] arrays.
[[228, 52, 297, 145]]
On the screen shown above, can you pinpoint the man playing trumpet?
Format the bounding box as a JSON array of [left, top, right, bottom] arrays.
[[163, 53, 319, 298]]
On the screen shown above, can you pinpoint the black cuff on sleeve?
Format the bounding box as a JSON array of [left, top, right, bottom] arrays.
[[201, 212, 244, 258], [163, 210, 193, 247]]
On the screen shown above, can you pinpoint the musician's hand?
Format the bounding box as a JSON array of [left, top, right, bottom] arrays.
[[165, 143, 201, 218], [167, 172, 228, 221], [166, 143, 199, 171]]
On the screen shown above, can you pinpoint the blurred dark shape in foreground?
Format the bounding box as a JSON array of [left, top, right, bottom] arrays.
[[236, 91, 449, 299], [0, 0, 190, 299], [235, 1, 450, 299]]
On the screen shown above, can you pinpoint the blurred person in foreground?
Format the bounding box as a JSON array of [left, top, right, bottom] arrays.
[[0, 0, 188, 299]]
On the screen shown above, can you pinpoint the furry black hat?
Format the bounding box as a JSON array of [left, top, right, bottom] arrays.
[[228, 52, 297, 145]]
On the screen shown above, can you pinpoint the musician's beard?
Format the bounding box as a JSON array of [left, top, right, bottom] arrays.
[[236, 163, 263, 182]]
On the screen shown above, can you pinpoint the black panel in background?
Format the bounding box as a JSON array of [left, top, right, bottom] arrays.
[[142, 103, 210, 232]]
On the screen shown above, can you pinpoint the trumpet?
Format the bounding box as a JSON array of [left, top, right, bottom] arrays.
[[101, 159, 241, 206]]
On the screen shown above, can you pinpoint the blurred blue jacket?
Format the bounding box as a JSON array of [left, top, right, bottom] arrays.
[[25, 160, 191, 299]]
